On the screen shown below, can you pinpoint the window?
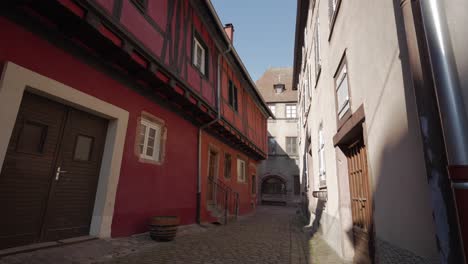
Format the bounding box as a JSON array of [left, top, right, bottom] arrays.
[[138, 118, 163, 162], [252, 175, 257, 194], [268, 104, 276, 116], [336, 62, 350, 120], [274, 84, 285, 94], [16, 121, 47, 154], [286, 104, 297, 119], [314, 17, 321, 80], [228, 80, 238, 111], [286, 137, 298, 155], [193, 36, 207, 76], [268, 137, 277, 155], [318, 124, 326, 186], [224, 153, 232, 179], [131, 0, 147, 12], [74, 135, 94, 161], [237, 158, 246, 182], [329, 0, 341, 24]]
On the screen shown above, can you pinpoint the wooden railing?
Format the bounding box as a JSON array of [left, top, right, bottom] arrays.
[[208, 176, 239, 224]]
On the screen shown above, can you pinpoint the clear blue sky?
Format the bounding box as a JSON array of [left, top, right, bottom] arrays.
[[211, 1, 297, 81]]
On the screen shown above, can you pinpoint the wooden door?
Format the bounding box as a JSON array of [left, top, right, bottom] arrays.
[[42, 108, 108, 241], [0, 92, 108, 249], [0, 93, 68, 249], [207, 150, 217, 201], [345, 138, 373, 264]]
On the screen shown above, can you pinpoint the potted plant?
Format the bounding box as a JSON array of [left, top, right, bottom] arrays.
[[149, 216, 180, 241]]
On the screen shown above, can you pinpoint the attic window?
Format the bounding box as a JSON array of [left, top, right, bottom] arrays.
[[274, 84, 285, 94]]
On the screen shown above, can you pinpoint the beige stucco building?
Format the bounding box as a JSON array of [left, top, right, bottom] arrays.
[[294, 0, 468, 263], [256, 68, 300, 205]]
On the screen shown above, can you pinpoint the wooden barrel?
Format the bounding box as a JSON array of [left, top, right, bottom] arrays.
[[149, 216, 180, 242]]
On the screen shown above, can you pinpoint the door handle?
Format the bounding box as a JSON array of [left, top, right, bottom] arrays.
[[453, 182, 468, 190], [55, 166, 68, 181]]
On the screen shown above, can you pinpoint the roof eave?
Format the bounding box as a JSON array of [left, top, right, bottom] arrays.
[[204, 0, 275, 118], [292, 0, 310, 91]]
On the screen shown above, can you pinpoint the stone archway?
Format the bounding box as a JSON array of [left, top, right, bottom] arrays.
[[260, 175, 287, 205]]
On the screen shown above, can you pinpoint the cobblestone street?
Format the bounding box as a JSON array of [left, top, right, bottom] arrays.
[[100, 206, 309, 264], [1, 206, 325, 264]]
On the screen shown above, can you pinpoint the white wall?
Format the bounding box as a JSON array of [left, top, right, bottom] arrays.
[[297, 0, 439, 262]]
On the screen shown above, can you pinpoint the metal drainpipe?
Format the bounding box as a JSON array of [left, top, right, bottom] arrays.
[[419, 0, 468, 165], [196, 44, 232, 224], [399, 1, 465, 262]]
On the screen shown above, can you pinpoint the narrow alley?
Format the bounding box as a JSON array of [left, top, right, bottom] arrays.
[[2, 0, 468, 263]]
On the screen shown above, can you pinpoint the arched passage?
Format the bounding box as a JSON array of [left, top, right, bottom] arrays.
[[261, 175, 287, 205]]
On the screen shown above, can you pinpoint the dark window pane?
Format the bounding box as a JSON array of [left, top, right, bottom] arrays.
[[233, 86, 238, 111], [228, 81, 234, 106], [74, 135, 94, 161], [224, 154, 232, 178], [17, 121, 47, 154]]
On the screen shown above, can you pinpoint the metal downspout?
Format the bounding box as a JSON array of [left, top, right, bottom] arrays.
[[399, 1, 465, 263], [196, 44, 232, 224], [419, 0, 468, 165]]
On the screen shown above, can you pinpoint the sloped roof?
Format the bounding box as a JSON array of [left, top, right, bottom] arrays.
[[256, 68, 297, 103]]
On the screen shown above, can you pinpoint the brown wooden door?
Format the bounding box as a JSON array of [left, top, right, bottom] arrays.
[[207, 150, 217, 201], [0, 92, 108, 249], [345, 138, 373, 264], [42, 108, 108, 241]]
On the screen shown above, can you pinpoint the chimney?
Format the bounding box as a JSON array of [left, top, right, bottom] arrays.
[[224, 23, 234, 43]]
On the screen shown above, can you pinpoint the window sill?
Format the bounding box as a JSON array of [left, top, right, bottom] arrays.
[[191, 64, 208, 80], [336, 109, 352, 131], [138, 156, 164, 166]]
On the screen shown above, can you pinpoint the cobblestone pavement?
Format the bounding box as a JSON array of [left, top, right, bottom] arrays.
[[0, 206, 315, 264], [100, 206, 309, 264]]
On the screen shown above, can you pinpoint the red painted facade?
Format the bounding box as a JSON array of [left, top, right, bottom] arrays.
[[0, 0, 270, 238]]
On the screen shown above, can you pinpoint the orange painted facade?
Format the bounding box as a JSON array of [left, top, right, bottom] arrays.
[[200, 132, 258, 222]]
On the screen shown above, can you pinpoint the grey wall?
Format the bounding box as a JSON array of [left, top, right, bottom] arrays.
[[257, 102, 300, 203], [297, 0, 439, 261]]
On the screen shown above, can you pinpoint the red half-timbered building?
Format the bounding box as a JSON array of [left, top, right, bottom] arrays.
[[0, 0, 271, 250]]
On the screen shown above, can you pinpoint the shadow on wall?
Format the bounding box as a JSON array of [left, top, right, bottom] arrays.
[[343, 3, 439, 261], [297, 2, 443, 263], [259, 132, 300, 205]]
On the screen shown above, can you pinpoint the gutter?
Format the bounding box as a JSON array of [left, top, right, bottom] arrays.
[[196, 43, 232, 224], [399, 0, 465, 262], [419, 0, 468, 165]]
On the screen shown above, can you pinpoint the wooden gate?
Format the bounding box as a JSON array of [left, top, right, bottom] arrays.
[[345, 138, 373, 264], [0, 92, 108, 249]]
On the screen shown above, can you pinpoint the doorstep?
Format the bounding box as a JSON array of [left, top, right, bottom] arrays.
[[0, 236, 96, 257]]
